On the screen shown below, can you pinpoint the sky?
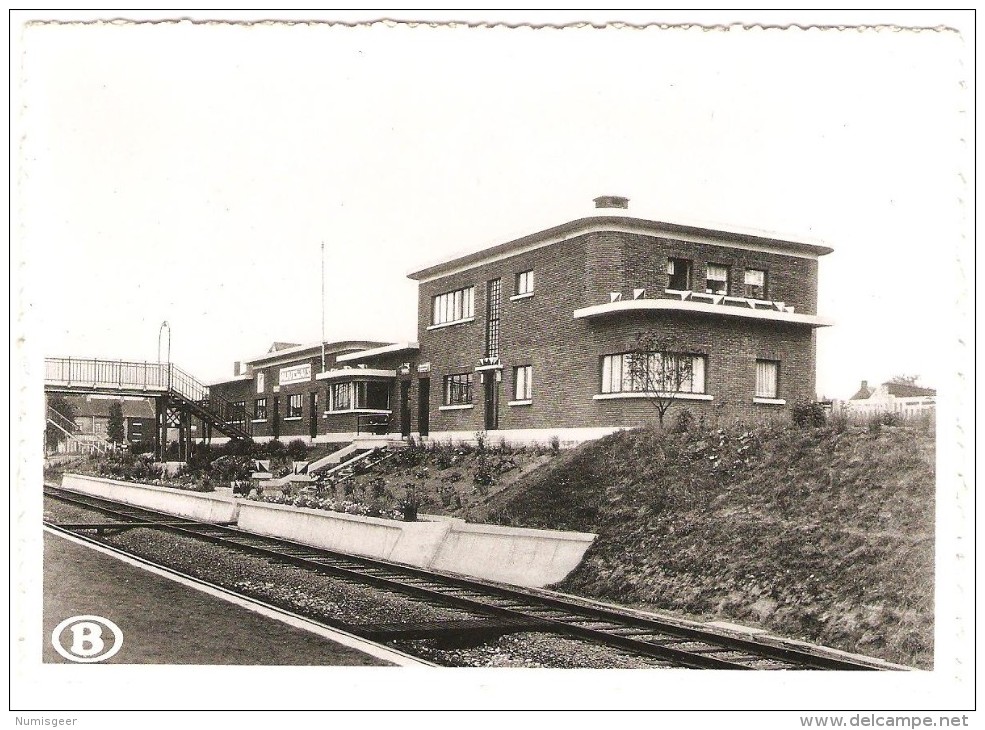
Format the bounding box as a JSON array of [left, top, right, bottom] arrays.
[[18, 13, 970, 400]]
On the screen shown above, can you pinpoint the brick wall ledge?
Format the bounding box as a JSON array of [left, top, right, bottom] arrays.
[[753, 397, 787, 405], [593, 392, 714, 401], [573, 299, 832, 327], [426, 317, 475, 331], [439, 404, 474, 411]]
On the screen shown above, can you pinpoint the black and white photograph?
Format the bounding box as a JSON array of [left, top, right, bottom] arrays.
[[11, 9, 974, 721]]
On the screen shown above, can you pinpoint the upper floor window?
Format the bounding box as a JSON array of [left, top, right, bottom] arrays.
[[667, 258, 692, 290], [744, 269, 767, 299], [287, 393, 304, 418], [254, 398, 267, 420], [515, 270, 535, 296], [755, 360, 779, 399], [514, 365, 532, 401], [706, 264, 730, 295], [432, 286, 475, 326], [444, 373, 474, 406], [256, 372, 265, 393], [601, 352, 706, 395]]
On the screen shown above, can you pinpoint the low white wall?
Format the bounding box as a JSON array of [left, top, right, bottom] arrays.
[[430, 522, 597, 587], [61, 473, 239, 523], [422, 427, 626, 448], [60, 474, 597, 588], [237, 500, 594, 587]]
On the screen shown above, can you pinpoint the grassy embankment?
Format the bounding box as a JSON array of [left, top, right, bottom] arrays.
[[478, 419, 935, 669]]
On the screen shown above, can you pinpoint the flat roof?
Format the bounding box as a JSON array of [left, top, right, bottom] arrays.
[[408, 214, 834, 282], [244, 340, 392, 366]]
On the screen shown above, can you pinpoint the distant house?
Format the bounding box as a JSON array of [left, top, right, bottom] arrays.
[[60, 395, 156, 451], [844, 380, 936, 418]]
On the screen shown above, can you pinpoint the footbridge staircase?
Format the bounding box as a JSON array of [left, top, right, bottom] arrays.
[[44, 357, 251, 459]]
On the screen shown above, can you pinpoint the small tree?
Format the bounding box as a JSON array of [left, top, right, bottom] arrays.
[[107, 402, 126, 446], [45, 395, 77, 453], [889, 374, 920, 386], [627, 333, 697, 428]]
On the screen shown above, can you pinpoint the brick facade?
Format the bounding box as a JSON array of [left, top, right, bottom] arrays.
[[211, 206, 830, 444]]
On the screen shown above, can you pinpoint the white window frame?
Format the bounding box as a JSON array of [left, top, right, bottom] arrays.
[[706, 264, 730, 295], [514, 365, 532, 401], [516, 270, 534, 296], [755, 359, 779, 399], [744, 268, 767, 299], [443, 373, 474, 406], [600, 352, 707, 395], [287, 393, 304, 418], [431, 286, 475, 326], [256, 372, 265, 393]]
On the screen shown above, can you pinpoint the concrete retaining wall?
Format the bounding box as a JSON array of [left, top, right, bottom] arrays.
[[60, 474, 596, 588], [430, 522, 597, 587], [61, 473, 239, 523]]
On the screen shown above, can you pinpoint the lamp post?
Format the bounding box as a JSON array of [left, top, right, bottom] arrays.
[[157, 321, 171, 461]]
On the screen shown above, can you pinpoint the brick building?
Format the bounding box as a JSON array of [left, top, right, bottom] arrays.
[[210, 197, 832, 445]]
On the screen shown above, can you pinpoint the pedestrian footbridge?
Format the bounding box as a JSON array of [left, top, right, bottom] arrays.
[[44, 357, 252, 458]]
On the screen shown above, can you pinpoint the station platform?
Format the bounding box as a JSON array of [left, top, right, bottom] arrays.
[[42, 529, 422, 666]]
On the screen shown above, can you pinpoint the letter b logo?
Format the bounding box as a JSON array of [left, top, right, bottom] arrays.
[[52, 615, 123, 663]]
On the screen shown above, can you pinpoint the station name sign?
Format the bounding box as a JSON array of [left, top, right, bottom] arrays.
[[279, 363, 312, 385]]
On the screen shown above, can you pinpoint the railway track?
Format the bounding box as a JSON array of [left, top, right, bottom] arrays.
[[44, 485, 897, 671]]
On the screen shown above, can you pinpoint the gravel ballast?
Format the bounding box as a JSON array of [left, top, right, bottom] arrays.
[[43, 497, 672, 668]]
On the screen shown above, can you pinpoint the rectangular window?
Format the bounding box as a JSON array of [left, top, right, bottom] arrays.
[[431, 286, 475, 325], [256, 372, 265, 393], [287, 394, 303, 418], [514, 365, 532, 401], [331, 382, 351, 411], [706, 264, 730, 295], [755, 360, 779, 399], [444, 373, 474, 405], [486, 278, 501, 357], [254, 398, 267, 420], [667, 258, 692, 290], [744, 269, 767, 299], [232, 400, 247, 423], [516, 270, 534, 295], [601, 353, 706, 394]]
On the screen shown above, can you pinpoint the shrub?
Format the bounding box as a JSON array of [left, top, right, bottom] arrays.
[[791, 401, 827, 429], [549, 435, 561, 455], [286, 439, 309, 461], [673, 408, 695, 433], [474, 430, 487, 451], [266, 439, 286, 456]]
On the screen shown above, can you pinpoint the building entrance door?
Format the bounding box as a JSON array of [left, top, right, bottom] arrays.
[[400, 381, 411, 438], [309, 392, 318, 439], [417, 378, 430, 438], [483, 375, 499, 431], [272, 396, 280, 439]]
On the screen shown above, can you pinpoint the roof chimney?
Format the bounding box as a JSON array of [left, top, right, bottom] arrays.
[[861, 380, 868, 390], [593, 195, 629, 210], [234, 361, 242, 376]]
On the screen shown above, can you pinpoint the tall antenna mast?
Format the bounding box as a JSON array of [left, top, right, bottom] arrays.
[[320, 242, 326, 373]]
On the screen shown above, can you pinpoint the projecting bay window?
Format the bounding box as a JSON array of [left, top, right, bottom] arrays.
[[286, 394, 304, 419], [744, 269, 767, 299], [706, 264, 730, 295], [328, 381, 391, 413], [443, 373, 474, 407], [600, 353, 707, 396], [431, 286, 475, 327], [667, 258, 692, 291], [755, 360, 780, 401], [254, 398, 267, 421]]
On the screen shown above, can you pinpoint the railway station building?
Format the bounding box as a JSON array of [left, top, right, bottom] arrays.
[[210, 197, 832, 446]]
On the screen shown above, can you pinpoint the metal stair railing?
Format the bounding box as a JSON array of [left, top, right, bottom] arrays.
[[167, 363, 252, 438]]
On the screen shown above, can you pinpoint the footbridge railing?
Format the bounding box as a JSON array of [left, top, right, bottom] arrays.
[[44, 357, 251, 438]]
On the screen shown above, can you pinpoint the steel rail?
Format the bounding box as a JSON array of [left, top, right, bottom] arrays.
[[44, 485, 894, 671]]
